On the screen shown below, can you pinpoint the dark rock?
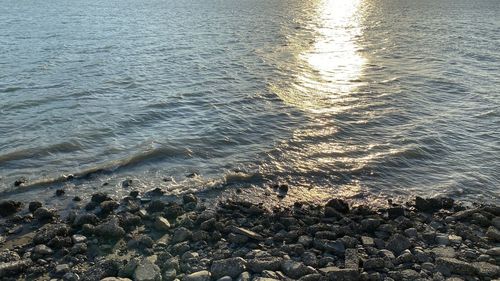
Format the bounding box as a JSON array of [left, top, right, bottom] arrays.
[[172, 227, 192, 243], [95, 219, 125, 239], [73, 213, 99, 227], [122, 179, 133, 188], [81, 259, 122, 281], [363, 258, 385, 271], [325, 198, 349, 213], [91, 193, 112, 204], [0, 259, 32, 278], [56, 189, 65, 196], [318, 266, 358, 281], [100, 200, 120, 213], [73, 196, 82, 201], [0, 200, 22, 217], [33, 224, 71, 244], [14, 177, 27, 186], [210, 257, 247, 279], [34, 207, 55, 221], [486, 226, 500, 242], [313, 239, 345, 254], [415, 197, 453, 212], [130, 190, 140, 198], [29, 201, 43, 213], [247, 257, 283, 273], [183, 194, 198, 205], [386, 234, 411, 255], [147, 200, 166, 213], [387, 207, 405, 219]]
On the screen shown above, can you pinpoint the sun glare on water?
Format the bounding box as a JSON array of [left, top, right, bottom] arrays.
[[274, 0, 366, 113]]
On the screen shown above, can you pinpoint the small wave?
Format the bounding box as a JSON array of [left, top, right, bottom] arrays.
[[0, 86, 22, 93], [0, 141, 83, 164]]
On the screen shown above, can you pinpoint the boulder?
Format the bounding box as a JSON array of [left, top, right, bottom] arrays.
[[325, 199, 349, 213], [134, 258, 162, 281], [386, 234, 411, 255]]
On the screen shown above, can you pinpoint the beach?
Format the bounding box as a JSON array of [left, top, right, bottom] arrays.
[[1, 189, 499, 280]]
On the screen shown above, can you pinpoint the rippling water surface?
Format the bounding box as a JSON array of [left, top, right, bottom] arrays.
[[1, 0, 499, 204]]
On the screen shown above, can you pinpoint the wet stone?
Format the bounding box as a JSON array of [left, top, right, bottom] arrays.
[[210, 257, 247, 279]]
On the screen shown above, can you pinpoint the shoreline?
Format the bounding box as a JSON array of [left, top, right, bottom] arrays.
[[1, 191, 499, 281]]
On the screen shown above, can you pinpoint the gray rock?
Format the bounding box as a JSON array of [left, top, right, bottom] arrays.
[[386, 234, 411, 255], [281, 260, 316, 279], [73, 213, 99, 226], [361, 236, 375, 247], [436, 257, 477, 276], [55, 264, 71, 275], [217, 276, 232, 281], [472, 262, 500, 278], [236, 272, 251, 281], [163, 269, 176, 281], [486, 226, 500, 242], [154, 216, 171, 231], [318, 266, 359, 281], [298, 273, 322, 281], [183, 270, 211, 281], [399, 269, 419, 280], [344, 248, 358, 270], [29, 201, 43, 213], [435, 234, 450, 246], [172, 227, 192, 243], [134, 258, 162, 281], [404, 228, 418, 238], [34, 244, 53, 255], [487, 247, 500, 256], [210, 257, 246, 279], [101, 278, 133, 281], [72, 234, 87, 244], [491, 217, 500, 229], [247, 257, 282, 273], [0, 259, 31, 277]]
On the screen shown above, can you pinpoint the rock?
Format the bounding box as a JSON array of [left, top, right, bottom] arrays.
[[435, 234, 450, 246], [91, 193, 112, 204], [415, 197, 451, 212], [325, 198, 349, 213], [0, 259, 31, 277], [430, 247, 456, 258], [147, 200, 166, 213], [163, 269, 176, 281], [436, 257, 477, 276], [228, 233, 249, 244], [281, 260, 316, 279], [172, 227, 192, 243], [153, 216, 170, 231], [313, 239, 345, 254], [34, 207, 55, 221], [34, 244, 53, 255], [472, 262, 500, 277], [247, 257, 283, 273], [14, 177, 27, 186], [361, 236, 375, 247], [363, 258, 385, 270], [100, 200, 119, 213], [344, 248, 359, 270], [73, 213, 99, 226], [210, 257, 247, 279], [387, 207, 405, 219], [399, 269, 419, 280], [491, 217, 500, 229], [56, 189, 65, 196], [0, 200, 22, 217], [55, 264, 71, 275], [122, 179, 133, 188], [237, 272, 251, 281], [487, 247, 500, 256], [486, 226, 500, 242], [386, 234, 411, 255], [361, 218, 381, 232], [183, 194, 198, 205], [95, 219, 125, 239], [134, 258, 162, 281], [183, 270, 211, 281], [101, 278, 133, 281], [63, 272, 80, 281], [72, 234, 87, 244], [29, 201, 43, 213], [318, 266, 358, 281], [404, 228, 418, 238], [230, 226, 264, 241]]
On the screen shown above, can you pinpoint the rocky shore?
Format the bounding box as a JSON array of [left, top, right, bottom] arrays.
[[1, 190, 500, 281]]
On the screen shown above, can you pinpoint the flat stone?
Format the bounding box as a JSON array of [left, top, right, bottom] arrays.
[[436, 257, 477, 276], [230, 226, 264, 241], [472, 262, 500, 277], [361, 236, 374, 247], [319, 267, 358, 281], [313, 239, 345, 254], [430, 247, 456, 258], [183, 270, 211, 281], [0, 259, 31, 277], [247, 257, 283, 272], [210, 257, 247, 279]]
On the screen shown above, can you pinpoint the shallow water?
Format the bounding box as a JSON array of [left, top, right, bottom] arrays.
[[1, 0, 499, 205]]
